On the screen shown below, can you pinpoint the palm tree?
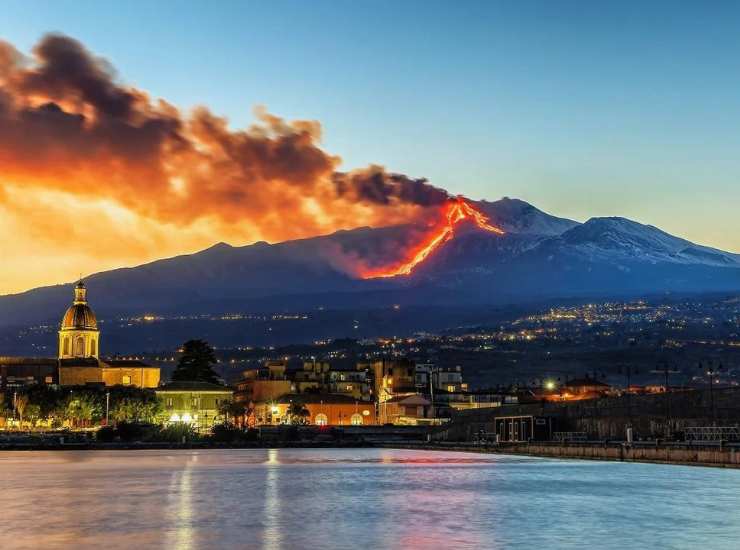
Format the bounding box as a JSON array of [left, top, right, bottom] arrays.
[[66, 393, 100, 428], [287, 402, 309, 425], [218, 401, 248, 427], [15, 394, 29, 430]]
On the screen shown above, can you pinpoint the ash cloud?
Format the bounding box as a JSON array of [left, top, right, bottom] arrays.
[[0, 34, 449, 245], [333, 165, 449, 207]]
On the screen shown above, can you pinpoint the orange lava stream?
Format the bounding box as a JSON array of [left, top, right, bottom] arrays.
[[361, 198, 505, 279]]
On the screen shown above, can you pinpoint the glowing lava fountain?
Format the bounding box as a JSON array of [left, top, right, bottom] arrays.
[[361, 198, 505, 279]]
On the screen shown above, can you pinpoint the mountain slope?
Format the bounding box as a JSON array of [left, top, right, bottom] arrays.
[[1, 198, 738, 330]]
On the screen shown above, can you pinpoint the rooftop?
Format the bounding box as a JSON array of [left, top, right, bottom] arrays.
[[157, 381, 233, 393], [275, 393, 372, 405]]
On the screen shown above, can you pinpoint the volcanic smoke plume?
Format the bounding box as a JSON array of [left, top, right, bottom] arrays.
[[0, 34, 459, 292]]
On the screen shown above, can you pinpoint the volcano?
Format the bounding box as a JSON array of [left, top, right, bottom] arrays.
[[360, 198, 505, 278], [1, 197, 739, 332]]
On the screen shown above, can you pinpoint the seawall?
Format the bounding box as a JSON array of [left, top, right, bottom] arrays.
[[387, 441, 740, 469]]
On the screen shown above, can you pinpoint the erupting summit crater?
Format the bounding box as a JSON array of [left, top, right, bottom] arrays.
[[360, 198, 505, 279]]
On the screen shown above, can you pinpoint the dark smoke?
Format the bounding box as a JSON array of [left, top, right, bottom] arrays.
[[0, 33, 450, 242]]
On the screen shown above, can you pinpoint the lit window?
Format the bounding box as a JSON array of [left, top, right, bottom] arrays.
[[74, 337, 85, 357], [350, 413, 363, 426], [315, 413, 328, 426], [122, 375, 131, 385], [447, 385, 456, 392], [45, 376, 53, 384], [166, 398, 173, 407]]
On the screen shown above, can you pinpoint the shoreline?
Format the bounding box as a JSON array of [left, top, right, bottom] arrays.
[[2, 439, 740, 470], [383, 441, 740, 469]]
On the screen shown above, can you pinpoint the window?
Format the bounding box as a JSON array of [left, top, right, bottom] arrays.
[[447, 385, 456, 392], [315, 413, 328, 426], [122, 375, 131, 385], [63, 337, 70, 356], [166, 398, 173, 407], [90, 339, 97, 356], [45, 376, 53, 384], [74, 337, 85, 357], [350, 413, 363, 426]]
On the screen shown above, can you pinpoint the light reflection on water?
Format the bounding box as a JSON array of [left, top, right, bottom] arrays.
[[0, 448, 739, 549]]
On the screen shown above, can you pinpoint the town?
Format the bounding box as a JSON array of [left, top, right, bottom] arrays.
[[1, 282, 739, 457]]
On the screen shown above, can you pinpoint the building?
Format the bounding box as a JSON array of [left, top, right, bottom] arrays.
[[235, 359, 373, 404], [361, 359, 417, 403], [415, 364, 468, 393], [234, 361, 293, 403], [0, 281, 160, 389], [157, 381, 233, 433], [0, 358, 58, 390], [380, 394, 432, 425], [254, 393, 375, 426]]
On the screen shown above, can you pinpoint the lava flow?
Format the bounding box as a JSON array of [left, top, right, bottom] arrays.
[[361, 198, 505, 279]]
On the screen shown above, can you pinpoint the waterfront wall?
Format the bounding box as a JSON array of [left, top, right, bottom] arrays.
[[503, 442, 740, 468], [390, 442, 740, 468]]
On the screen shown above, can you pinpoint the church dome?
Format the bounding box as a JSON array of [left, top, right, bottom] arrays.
[[60, 281, 98, 331], [61, 303, 98, 330]]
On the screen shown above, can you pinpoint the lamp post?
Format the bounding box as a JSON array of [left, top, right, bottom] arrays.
[[428, 367, 436, 419], [706, 362, 720, 424], [12, 391, 17, 431]]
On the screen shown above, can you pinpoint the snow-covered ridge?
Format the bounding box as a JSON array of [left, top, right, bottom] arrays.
[[558, 217, 740, 267], [476, 197, 579, 236]]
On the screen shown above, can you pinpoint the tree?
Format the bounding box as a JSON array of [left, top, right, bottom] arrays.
[[25, 404, 41, 428], [65, 393, 101, 428], [172, 339, 220, 383], [287, 402, 309, 425], [25, 385, 66, 424], [218, 401, 247, 427], [109, 387, 162, 424], [15, 394, 29, 429]]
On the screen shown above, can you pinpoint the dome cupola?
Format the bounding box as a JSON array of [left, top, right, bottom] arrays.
[[58, 280, 100, 359]]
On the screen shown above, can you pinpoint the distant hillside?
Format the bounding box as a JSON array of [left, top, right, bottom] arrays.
[[1, 198, 738, 337]]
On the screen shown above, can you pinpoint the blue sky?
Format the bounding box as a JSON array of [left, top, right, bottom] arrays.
[[4, 0, 740, 251]]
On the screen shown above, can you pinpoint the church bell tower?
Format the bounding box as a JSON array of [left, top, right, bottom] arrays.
[[58, 280, 100, 360]]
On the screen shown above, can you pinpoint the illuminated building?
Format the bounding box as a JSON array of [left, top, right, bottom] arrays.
[[254, 394, 375, 426], [157, 381, 233, 433], [58, 281, 99, 360], [0, 281, 160, 389], [234, 359, 373, 405], [380, 394, 432, 425]]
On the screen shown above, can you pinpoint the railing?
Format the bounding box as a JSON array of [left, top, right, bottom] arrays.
[[553, 431, 588, 442], [684, 426, 740, 442], [472, 431, 497, 444]]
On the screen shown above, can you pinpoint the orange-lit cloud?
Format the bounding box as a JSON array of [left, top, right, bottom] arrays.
[[0, 34, 448, 294]]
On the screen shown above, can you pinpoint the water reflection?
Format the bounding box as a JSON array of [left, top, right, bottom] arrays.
[[0, 449, 739, 549], [264, 449, 282, 550], [166, 453, 196, 550]]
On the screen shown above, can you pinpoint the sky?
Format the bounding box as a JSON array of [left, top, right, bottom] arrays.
[[2, 1, 740, 294]]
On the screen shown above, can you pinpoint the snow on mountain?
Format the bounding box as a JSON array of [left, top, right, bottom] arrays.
[[476, 197, 579, 236], [558, 217, 740, 267]]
